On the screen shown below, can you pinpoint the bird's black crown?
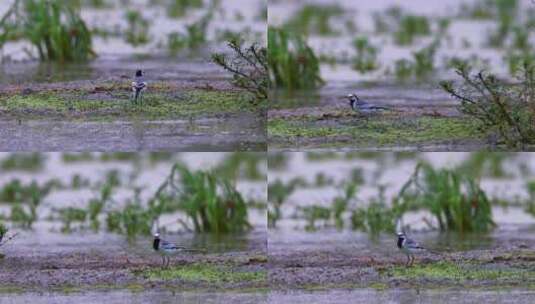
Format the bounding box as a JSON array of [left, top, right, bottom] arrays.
[[135, 70, 143, 77]]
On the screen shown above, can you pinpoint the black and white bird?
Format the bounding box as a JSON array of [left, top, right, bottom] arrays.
[[397, 232, 426, 267], [131, 70, 147, 105], [153, 233, 203, 268], [346, 93, 390, 114]]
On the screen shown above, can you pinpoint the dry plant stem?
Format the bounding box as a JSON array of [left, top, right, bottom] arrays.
[[0, 232, 19, 247]]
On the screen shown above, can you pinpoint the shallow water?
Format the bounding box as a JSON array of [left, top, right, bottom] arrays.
[[0, 116, 266, 151], [269, 0, 534, 112], [0, 290, 267, 304], [0, 153, 267, 235], [0, 56, 230, 86], [269, 289, 535, 304], [0, 0, 266, 62], [269, 152, 535, 234]]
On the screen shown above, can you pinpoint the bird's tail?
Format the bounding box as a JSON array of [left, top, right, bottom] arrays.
[[183, 248, 206, 253], [425, 248, 442, 255], [374, 106, 391, 111]]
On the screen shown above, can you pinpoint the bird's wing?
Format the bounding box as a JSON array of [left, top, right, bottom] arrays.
[[406, 238, 425, 249], [160, 240, 181, 250]]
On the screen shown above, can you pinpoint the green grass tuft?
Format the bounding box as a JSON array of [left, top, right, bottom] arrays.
[[388, 261, 535, 282], [140, 264, 266, 284], [0, 90, 255, 120], [268, 116, 480, 146]]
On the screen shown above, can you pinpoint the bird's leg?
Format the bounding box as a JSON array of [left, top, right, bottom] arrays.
[[166, 256, 171, 268], [405, 254, 410, 267], [410, 255, 415, 267], [161, 256, 165, 268]]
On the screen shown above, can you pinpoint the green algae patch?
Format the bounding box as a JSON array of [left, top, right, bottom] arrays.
[[386, 261, 535, 282], [369, 282, 388, 290], [0, 286, 24, 294], [268, 116, 480, 146], [0, 90, 257, 120], [136, 263, 266, 284]]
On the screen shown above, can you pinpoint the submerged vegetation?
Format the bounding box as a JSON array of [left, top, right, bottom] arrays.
[[124, 10, 150, 46], [155, 165, 253, 234], [398, 163, 495, 233], [352, 37, 379, 73], [284, 4, 343, 36], [167, 0, 203, 18], [167, 9, 211, 53], [268, 27, 324, 91], [0, 153, 264, 240], [1, 0, 95, 61], [1, 153, 45, 171], [270, 154, 510, 236]]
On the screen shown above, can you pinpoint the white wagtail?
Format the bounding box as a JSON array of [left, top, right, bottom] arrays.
[[153, 233, 204, 268], [131, 70, 147, 105], [397, 232, 427, 267], [346, 93, 390, 114]]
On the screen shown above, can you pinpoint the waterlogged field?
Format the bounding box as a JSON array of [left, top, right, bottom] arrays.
[[0, 0, 267, 151], [268, 152, 535, 302], [268, 0, 535, 150], [0, 153, 267, 301]]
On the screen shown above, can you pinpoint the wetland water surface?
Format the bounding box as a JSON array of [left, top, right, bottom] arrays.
[[269, 289, 535, 304], [0, 291, 266, 304]]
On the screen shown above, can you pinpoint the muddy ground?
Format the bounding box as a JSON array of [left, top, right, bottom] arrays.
[[268, 232, 535, 291], [268, 86, 498, 151], [0, 232, 267, 294], [0, 73, 266, 151]]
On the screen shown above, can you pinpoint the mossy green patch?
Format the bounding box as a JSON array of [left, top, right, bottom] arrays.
[[0, 286, 24, 294], [137, 263, 266, 284], [268, 116, 480, 146], [0, 90, 257, 120], [53, 285, 83, 294], [369, 282, 388, 290], [386, 261, 535, 282]]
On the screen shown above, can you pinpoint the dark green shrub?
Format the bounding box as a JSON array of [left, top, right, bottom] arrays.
[[440, 61, 535, 148], [212, 39, 268, 101]]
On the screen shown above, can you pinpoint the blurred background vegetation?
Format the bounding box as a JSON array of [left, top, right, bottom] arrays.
[[268, 152, 535, 239], [0, 152, 266, 242]]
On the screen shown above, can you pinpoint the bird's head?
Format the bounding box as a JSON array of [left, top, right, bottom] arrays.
[[153, 232, 160, 251], [397, 232, 406, 239], [135, 70, 143, 77], [346, 93, 359, 104]]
